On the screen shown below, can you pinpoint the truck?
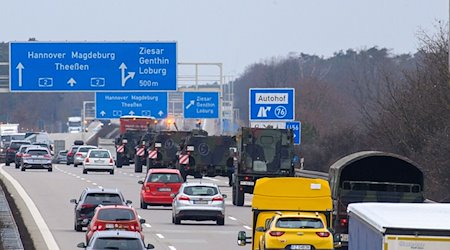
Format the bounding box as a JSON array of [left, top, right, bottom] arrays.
[[176, 132, 234, 181], [348, 202, 450, 250], [146, 130, 192, 169], [0, 123, 20, 162], [328, 151, 425, 249], [114, 115, 156, 172], [237, 177, 333, 250], [67, 116, 83, 133], [232, 127, 296, 206]]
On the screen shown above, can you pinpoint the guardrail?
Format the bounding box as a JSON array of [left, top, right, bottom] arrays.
[[295, 168, 329, 180]]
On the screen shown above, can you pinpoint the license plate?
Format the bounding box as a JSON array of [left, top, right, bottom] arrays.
[[240, 181, 254, 186], [94, 160, 104, 163], [193, 200, 208, 204], [105, 224, 115, 229], [158, 187, 171, 192], [340, 233, 348, 242], [290, 245, 311, 250]]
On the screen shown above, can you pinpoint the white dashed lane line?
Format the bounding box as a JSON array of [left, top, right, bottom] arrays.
[[156, 233, 165, 239], [228, 216, 237, 221], [168, 246, 177, 250], [143, 223, 151, 228], [243, 225, 251, 230]]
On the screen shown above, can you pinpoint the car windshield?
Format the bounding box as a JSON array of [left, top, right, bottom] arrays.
[[275, 217, 324, 229], [11, 142, 30, 149], [19, 146, 30, 153], [85, 193, 123, 205], [79, 147, 96, 152], [27, 149, 49, 156], [89, 151, 110, 158], [59, 151, 67, 156], [92, 237, 143, 249], [183, 186, 218, 196], [97, 208, 135, 221], [70, 147, 79, 153], [147, 173, 182, 183]]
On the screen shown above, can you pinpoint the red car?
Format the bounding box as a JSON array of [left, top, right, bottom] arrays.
[[138, 169, 184, 209], [85, 205, 145, 243]]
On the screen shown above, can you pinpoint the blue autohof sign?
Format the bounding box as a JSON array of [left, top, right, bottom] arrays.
[[249, 88, 295, 121], [9, 42, 177, 92], [95, 92, 168, 119]]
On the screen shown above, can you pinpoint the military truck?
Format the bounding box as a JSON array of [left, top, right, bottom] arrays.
[[176, 132, 234, 181], [232, 127, 295, 206], [133, 129, 158, 173], [146, 130, 192, 169], [114, 116, 155, 171]]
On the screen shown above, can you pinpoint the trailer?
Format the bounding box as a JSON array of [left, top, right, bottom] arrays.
[[348, 202, 450, 250]]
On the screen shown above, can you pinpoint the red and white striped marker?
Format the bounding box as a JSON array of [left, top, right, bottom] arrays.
[[179, 154, 189, 165], [117, 145, 124, 153], [148, 150, 158, 159], [136, 147, 145, 156]]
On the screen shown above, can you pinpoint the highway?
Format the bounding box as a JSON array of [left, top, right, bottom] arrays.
[[0, 163, 254, 250]]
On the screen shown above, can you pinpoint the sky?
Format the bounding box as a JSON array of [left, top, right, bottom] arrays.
[[1, 0, 448, 77]]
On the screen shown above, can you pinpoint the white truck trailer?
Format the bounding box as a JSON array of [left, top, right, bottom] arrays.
[[348, 202, 450, 250]]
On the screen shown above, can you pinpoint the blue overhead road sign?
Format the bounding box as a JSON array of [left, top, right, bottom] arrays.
[[184, 92, 219, 119], [95, 92, 168, 119], [286, 121, 301, 145], [10, 42, 177, 92], [249, 88, 295, 121]]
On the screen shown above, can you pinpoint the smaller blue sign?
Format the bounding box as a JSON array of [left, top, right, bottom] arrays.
[[95, 92, 167, 119], [249, 88, 295, 121], [184, 92, 219, 119], [286, 121, 301, 145]]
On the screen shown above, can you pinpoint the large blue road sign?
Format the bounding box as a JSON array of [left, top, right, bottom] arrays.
[[10, 42, 176, 92], [184, 92, 219, 119], [249, 88, 295, 121], [95, 92, 168, 119], [286, 121, 301, 145]]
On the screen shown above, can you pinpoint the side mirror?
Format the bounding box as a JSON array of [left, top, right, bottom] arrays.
[[138, 180, 144, 185], [255, 226, 265, 232], [81, 218, 89, 226], [237, 231, 248, 246], [77, 242, 87, 248], [222, 194, 227, 198], [170, 193, 177, 198], [146, 244, 155, 249], [140, 218, 146, 224], [70, 199, 78, 204], [126, 200, 132, 205]]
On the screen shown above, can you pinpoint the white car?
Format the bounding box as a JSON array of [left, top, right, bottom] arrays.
[[82, 149, 115, 175], [74, 145, 97, 167]]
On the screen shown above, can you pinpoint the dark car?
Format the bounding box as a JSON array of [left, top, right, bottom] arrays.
[[66, 145, 80, 165], [70, 188, 132, 232], [5, 140, 31, 166]]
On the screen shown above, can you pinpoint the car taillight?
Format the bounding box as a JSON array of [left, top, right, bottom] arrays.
[[269, 231, 285, 237], [81, 204, 95, 209], [244, 176, 250, 180], [68, 152, 73, 156], [145, 185, 151, 192], [44, 154, 52, 159], [212, 196, 224, 201], [340, 218, 348, 227], [316, 232, 330, 237], [93, 224, 103, 231], [22, 154, 31, 158], [109, 158, 114, 164], [130, 223, 139, 231], [76, 153, 83, 157], [16, 153, 22, 157], [178, 195, 190, 201], [85, 158, 90, 163]]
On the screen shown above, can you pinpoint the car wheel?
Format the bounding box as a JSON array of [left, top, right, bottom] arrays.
[[66, 162, 70, 165], [82, 169, 87, 174], [217, 217, 225, 225], [5, 161, 10, 166], [21, 167, 25, 172], [110, 170, 114, 175], [174, 216, 181, 225], [48, 168, 52, 172], [140, 199, 147, 209], [74, 163, 78, 167], [74, 222, 82, 232], [15, 163, 19, 169]]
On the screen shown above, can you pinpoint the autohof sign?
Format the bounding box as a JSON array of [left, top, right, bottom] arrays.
[[249, 88, 295, 121]]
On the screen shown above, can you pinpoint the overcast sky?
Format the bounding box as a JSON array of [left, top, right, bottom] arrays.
[[1, 0, 447, 76]]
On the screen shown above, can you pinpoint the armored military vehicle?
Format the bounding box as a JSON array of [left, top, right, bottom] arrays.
[[146, 130, 192, 169], [232, 127, 296, 206]]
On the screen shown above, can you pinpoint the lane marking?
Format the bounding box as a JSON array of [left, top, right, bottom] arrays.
[[169, 246, 177, 250], [92, 182, 97, 185], [86, 180, 91, 183], [144, 223, 151, 228], [244, 225, 252, 230], [203, 177, 219, 182], [228, 216, 237, 221], [156, 233, 165, 239], [0, 165, 60, 250], [81, 178, 85, 181]]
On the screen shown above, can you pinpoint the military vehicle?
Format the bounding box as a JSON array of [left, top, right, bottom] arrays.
[[328, 151, 425, 249], [133, 129, 158, 173], [114, 116, 156, 171], [176, 132, 235, 181], [146, 130, 192, 169], [232, 127, 296, 206]]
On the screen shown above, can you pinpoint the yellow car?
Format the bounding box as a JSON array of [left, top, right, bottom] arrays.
[[257, 212, 333, 250]]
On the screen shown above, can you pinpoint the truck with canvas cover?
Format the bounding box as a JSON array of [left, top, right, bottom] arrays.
[[348, 203, 450, 250], [146, 130, 192, 169], [232, 127, 295, 206], [237, 177, 333, 250], [176, 132, 234, 181], [114, 116, 156, 171], [328, 151, 425, 249]]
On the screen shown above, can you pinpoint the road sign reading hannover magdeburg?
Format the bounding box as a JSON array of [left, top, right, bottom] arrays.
[[9, 42, 177, 92], [249, 88, 295, 121]]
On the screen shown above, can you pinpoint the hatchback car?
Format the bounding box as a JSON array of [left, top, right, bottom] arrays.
[[86, 205, 145, 243], [138, 169, 184, 209], [256, 212, 333, 250], [74, 146, 98, 167], [172, 182, 226, 225], [67, 145, 80, 165], [5, 140, 31, 166], [53, 150, 68, 164], [77, 230, 154, 250], [70, 188, 132, 231], [20, 147, 53, 172], [83, 149, 115, 175]]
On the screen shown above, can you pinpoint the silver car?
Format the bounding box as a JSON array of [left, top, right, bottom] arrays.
[[77, 230, 154, 250], [21, 147, 52, 172], [82, 149, 115, 175], [74, 146, 97, 167], [172, 182, 226, 225]]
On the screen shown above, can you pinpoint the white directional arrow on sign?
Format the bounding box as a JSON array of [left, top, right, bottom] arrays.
[[119, 63, 136, 87], [100, 111, 106, 117], [16, 63, 24, 87], [158, 110, 164, 117], [129, 111, 135, 115], [67, 78, 77, 87], [185, 100, 195, 109]]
